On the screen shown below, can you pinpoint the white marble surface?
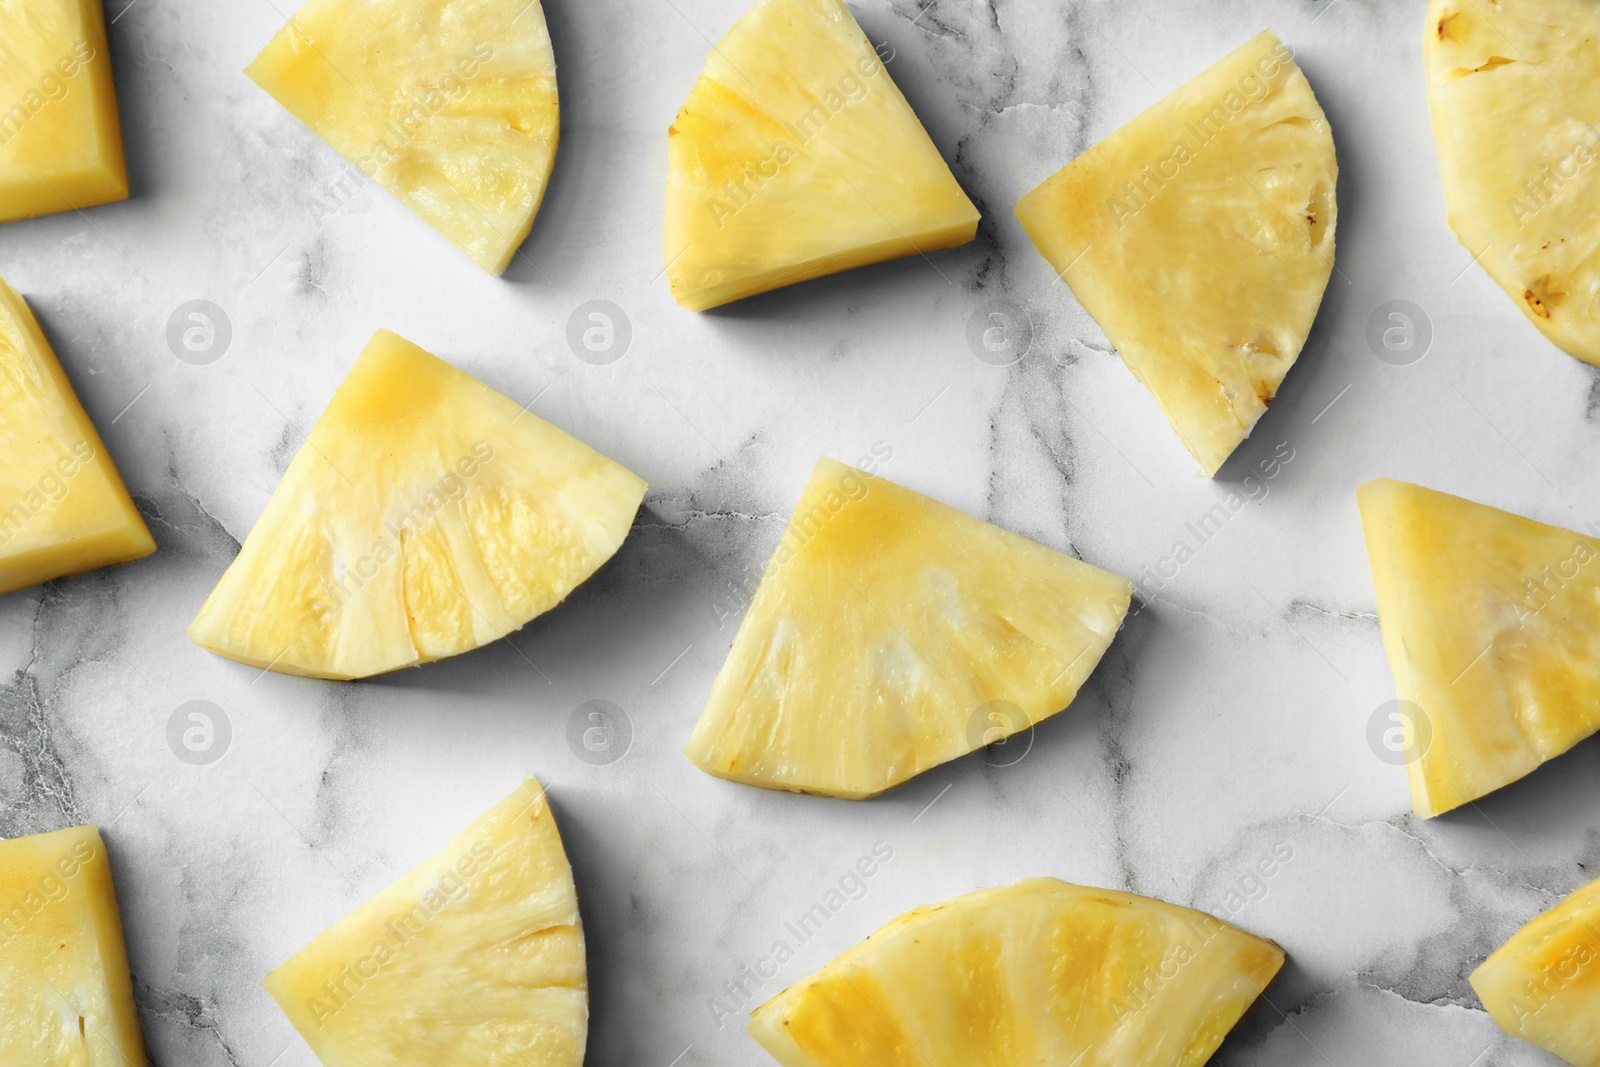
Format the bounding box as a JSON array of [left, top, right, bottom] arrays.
[[4, 0, 1600, 1064]]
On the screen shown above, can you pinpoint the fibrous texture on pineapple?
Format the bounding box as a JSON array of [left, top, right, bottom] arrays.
[[750, 879, 1284, 1067], [665, 0, 979, 311], [246, 0, 559, 276], [1357, 479, 1600, 818], [1472, 874, 1600, 1066], [1015, 29, 1337, 477], [264, 778, 586, 1067], [0, 278, 154, 595], [0, 826, 149, 1067], [685, 458, 1131, 799], [1425, 0, 1600, 366], [188, 329, 645, 680], [0, 0, 128, 222]]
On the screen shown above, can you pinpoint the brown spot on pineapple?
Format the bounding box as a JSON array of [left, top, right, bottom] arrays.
[[1524, 274, 1566, 319], [1437, 11, 1464, 41]]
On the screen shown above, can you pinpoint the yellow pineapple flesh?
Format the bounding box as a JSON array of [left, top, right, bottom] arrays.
[[246, 0, 559, 276], [187, 329, 645, 680], [1357, 479, 1600, 818], [684, 458, 1131, 799], [264, 778, 586, 1066], [750, 879, 1284, 1067], [0, 0, 128, 223], [1472, 874, 1600, 1066], [1015, 30, 1337, 476], [665, 0, 979, 311], [0, 277, 154, 595], [0, 826, 149, 1066], [1425, 0, 1600, 366]]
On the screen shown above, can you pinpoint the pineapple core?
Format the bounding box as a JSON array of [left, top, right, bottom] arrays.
[[0, 0, 129, 222], [0, 825, 149, 1066], [750, 879, 1284, 1067], [0, 277, 155, 595]]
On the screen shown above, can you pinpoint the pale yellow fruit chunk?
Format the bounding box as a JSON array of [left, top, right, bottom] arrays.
[[0, 278, 154, 595], [750, 879, 1284, 1067], [1472, 874, 1600, 1066], [665, 0, 979, 311], [1425, 0, 1600, 366], [246, 0, 559, 276], [1357, 479, 1600, 818], [0, 826, 149, 1067], [1016, 30, 1337, 476], [187, 329, 646, 680], [685, 458, 1131, 799], [264, 779, 586, 1067], [0, 0, 128, 222]]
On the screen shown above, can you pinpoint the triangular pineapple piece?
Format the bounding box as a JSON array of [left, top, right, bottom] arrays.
[[246, 0, 559, 276], [0, 826, 149, 1066], [1471, 873, 1600, 1065], [1357, 479, 1600, 818], [188, 329, 645, 680], [665, 0, 979, 311], [1015, 30, 1337, 476], [0, 0, 129, 222], [1425, 0, 1600, 366], [750, 879, 1283, 1067], [685, 458, 1131, 798], [264, 778, 586, 1066], [0, 278, 154, 595]]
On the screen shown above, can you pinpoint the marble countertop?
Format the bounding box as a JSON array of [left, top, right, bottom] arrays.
[[4, 0, 1599, 1064]]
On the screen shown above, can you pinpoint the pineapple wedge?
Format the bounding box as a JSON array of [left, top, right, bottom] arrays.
[[1472, 874, 1600, 1066], [1357, 479, 1600, 818], [0, 826, 149, 1066], [187, 329, 645, 680], [1425, 0, 1600, 366], [264, 778, 586, 1066], [246, 0, 559, 276], [0, 278, 155, 595], [664, 0, 979, 311], [750, 879, 1284, 1067], [685, 458, 1131, 799], [1016, 30, 1337, 476], [0, 0, 129, 223]]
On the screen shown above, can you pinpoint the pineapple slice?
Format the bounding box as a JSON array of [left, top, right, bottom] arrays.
[[1357, 479, 1600, 818], [0, 826, 149, 1066], [187, 329, 645, 680], [1015, 30, 1337, 476], [264, 778, 586, 1066], [685, 458, 1131, 799], [246, 0, 559, 276], [0, 0, 129, 223], [1472, 874, 1600, 1066], [750, 879, 1284, 1067], [664, 0, 979, 311], [1425, 0, 1600, 366], [0, 278, 155, 595]]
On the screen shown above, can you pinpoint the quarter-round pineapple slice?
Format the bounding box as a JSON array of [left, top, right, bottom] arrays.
[[264, 778, 586, 1067], [1425, 0, 1600, 366], [0, 826, 149, 1066], [0, 278, 154, 595], [750, 879, 1284, 1067], [1472, 874, 1600, 1066], [246, 0, 559, 276], [665, 0, 980, 311], [685, 458, 1131, 799], [188, 329, 645, 680], [1357, 479, 1600, 818], [1016, 30, 1337, 476]]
